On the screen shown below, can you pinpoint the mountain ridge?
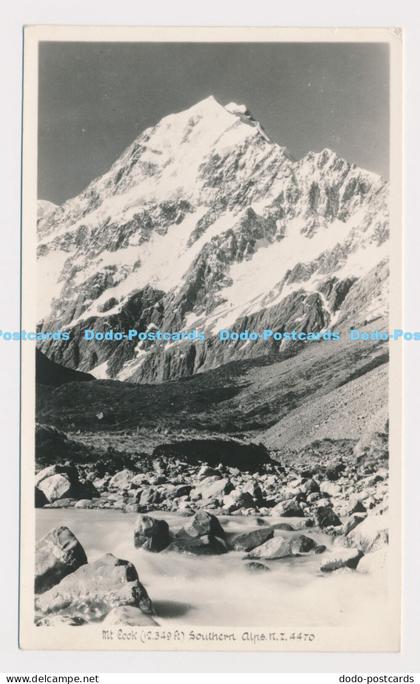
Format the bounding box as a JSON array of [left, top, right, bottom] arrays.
[[37, 95, 389, 384]]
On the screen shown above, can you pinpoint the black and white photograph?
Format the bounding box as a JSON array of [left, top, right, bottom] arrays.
[[19, 26, 402, 652]]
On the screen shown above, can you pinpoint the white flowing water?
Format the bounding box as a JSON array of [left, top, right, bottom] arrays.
[[36, 509, 387, 628]]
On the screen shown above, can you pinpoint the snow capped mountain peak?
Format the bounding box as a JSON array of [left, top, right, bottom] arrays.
[[153, 95, 271, 146], [153, 94, 268, 152], [184, 94, 224, 113], [154, 95, 230, 135], [37, 96, 389, 383]]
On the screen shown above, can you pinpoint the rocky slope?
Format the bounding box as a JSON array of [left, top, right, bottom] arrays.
[[36, 310, 388, 446], [37, 96, 389, 383]]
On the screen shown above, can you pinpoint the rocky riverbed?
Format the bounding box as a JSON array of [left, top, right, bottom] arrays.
[[35, 427, 388, 521], [33, 424, 390, 629]]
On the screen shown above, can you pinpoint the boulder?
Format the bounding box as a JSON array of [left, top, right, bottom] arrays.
[[35, 463, 79, 488], [270, 498, 304, 517], [263, 474, 279, 489], [125, 503, 141, 513], [36, 553, 153, 618], [347, 514, 388, 553], [316, 506, 341, 528], [173, 484, 192, 498], [181, 511, 225, 539], [74, 499, 93, 509], [35, 465, 58, 488], [35, 615, 87, 627], [222, 489, 255, 512], [37, 474, 74, 503], [103, 606, 158, 626], [241, 480, 264, 501], [245, 562, 270, 573], [190, 477, 232, 502], [171, 510, 227, 554], [35, 526, 87, 594], [36, 464, 96, 504], [320, 548, 364, 572], [130, 474, 146, 487], [165, 535, 227, 555], [246, 536, 293, 560], [325, 462, 345, 481], [197, 465, 222, 479], [47, 497, 77, 508], [275, 487, 303, 503], [138, 487, 161, 507], [289, 534, 317, 554], [247, 534, 317, 560], [108, 469, 135, 490], [317, 497, 332, 508], [92, 476, 111, 492], [231, 527, 274, 552], [314, 544, 327, 554], [177, 500, 194, 515], [134, 516, 170, 552], [319, 481, 341, 498], [301, 478, 320, 494]]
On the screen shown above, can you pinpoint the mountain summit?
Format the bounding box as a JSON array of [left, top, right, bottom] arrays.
[[37, 96, 389, 382]]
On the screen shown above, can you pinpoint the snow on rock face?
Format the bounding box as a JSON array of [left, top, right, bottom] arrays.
[[37, 96, 389, 382], [37, 200, 58, 221]]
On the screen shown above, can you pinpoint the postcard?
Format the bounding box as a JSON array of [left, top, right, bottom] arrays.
[[19, 26, 402, 651]]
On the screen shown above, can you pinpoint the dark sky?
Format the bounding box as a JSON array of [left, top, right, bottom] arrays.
[[38, 42, 389, 205]]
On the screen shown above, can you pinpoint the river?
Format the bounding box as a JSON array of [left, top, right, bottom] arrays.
[[36, 509, 387, 628]]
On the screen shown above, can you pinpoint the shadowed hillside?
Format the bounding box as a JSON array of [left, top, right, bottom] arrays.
[[37, 326, 388, 453]]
